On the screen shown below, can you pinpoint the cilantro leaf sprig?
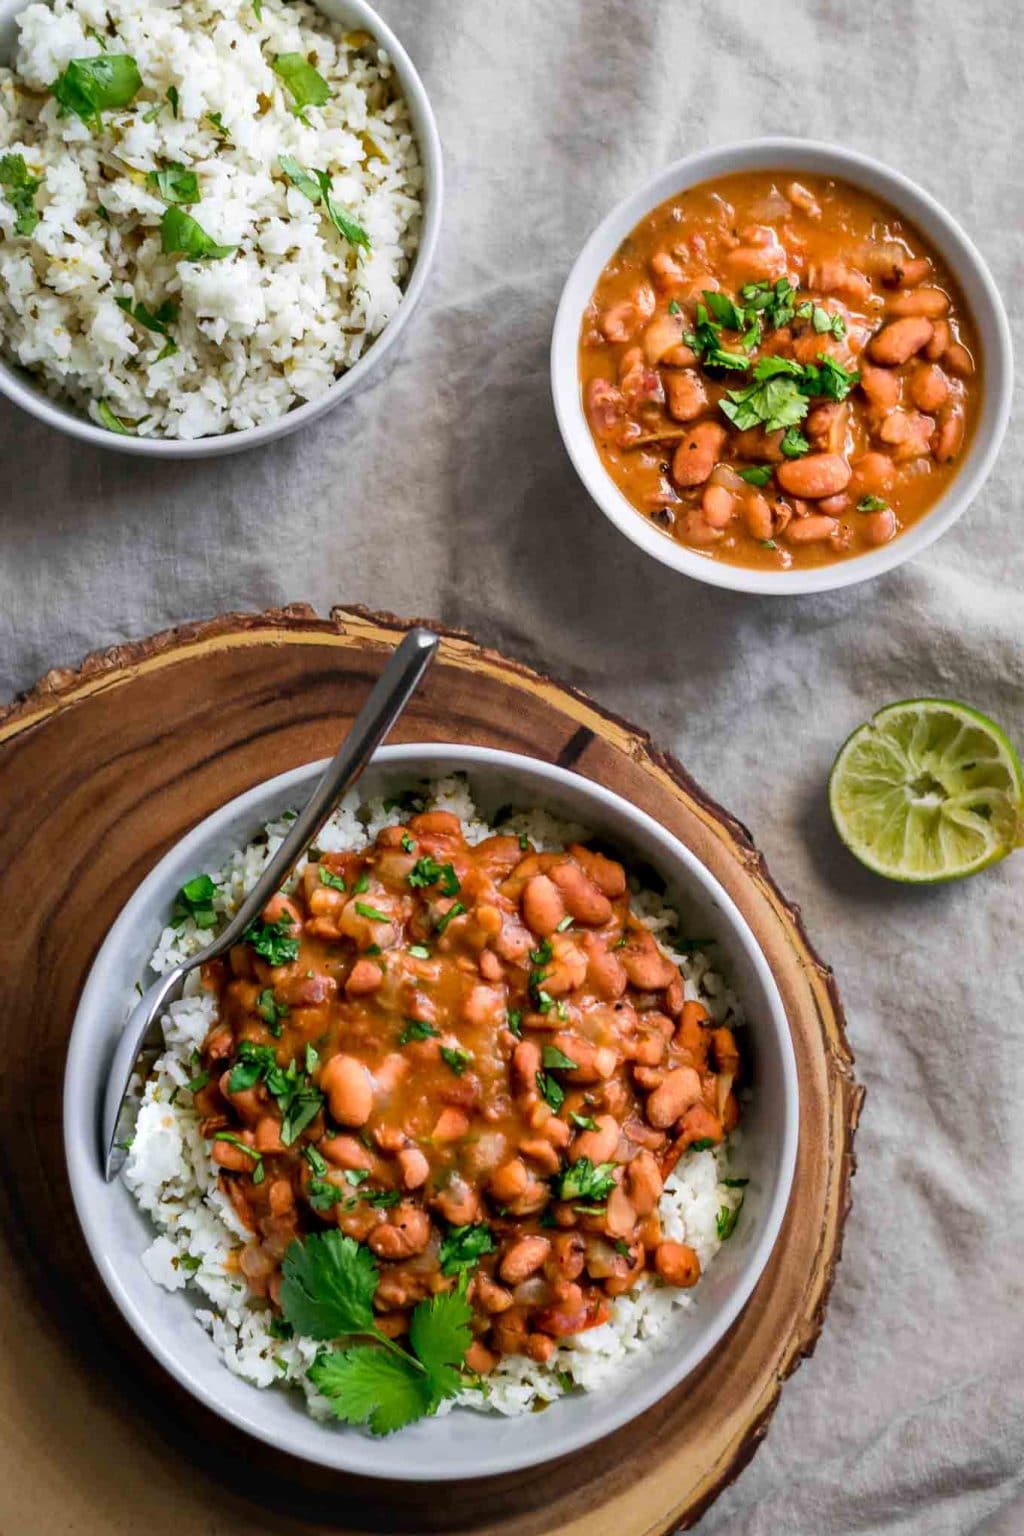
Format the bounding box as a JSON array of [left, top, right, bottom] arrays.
[[115, 294, 178, 359], [50, 54, 142, 131], [244, 912, 299, 966], [271, 54, 330, 123], [0, 154, 42, 236], [282, 1232, 472, 1435], [160, 205, 235, 261], [171, 872, 218, 929], [278, 154, 371, 249], [554, 1157, 617, 1204]]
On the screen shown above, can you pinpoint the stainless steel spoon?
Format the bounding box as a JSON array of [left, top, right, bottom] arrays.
[[101, 626, 439, 1180]]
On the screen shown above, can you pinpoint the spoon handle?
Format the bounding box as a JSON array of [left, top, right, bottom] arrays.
[[208, 626, 438, 957], [101, 626, 438, 1179]]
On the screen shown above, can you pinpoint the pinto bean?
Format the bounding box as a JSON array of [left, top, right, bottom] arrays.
[[680, 507, 723, 546], [474, 1274, 514, 1313], [910, 363, 950, 413], [521, 875, 566, 937], [888, 286, 949, 318], [464, 1340, 498, 1375], [878, 409, 935, 461], [568, 845, 627, 898], [859, 362, 901, 412], [862, 507, 897, 545], [933, 408, 965, 463], [546, 1231, 586, 1282], [598, 284, 655, 343], [605, 1184, 637, 1239], [433, 1107, 469, 1143], [499, 1235, 552, 1284], [869, 316, 934, 366], [646, 1065, 702, 1129], [320, 1053, 374, 1127], [261, 892, 302, 931], [742, 493, 774, 540], [850, 450, 895, 496], [626, 1150, 664, 1216], [570, 1112, 619, 1165], [664, 370, 708, 422], [650, 249, 685, 289], [784, 514, 839, 544], [722, 226, 788, 285], [586, 942, 629, 1000], [702, 483, 737, 529], [320, 1133, 375, 1172], [254, 1116, 285, 1154], [585, 377, 624, 440], [431, 1174, 481, 1226], [642, 312, 687, 366], [345, 957, 383, 996], [519, 1137, 561, 1174], [397, 1147, 430, 1190], [672, 421, 727, 487], [512, 1039, 541, 1094], [549, 862, 613, 926], [620, 934, 677, 991], [551, 1033, 616, 1083], [654, 1241, 702, 1288], [776, 453, 851, 500], [489, 1157, 529, 1204], [944, 342, 974, 378], [367, 1203, 431, 1259], [924, 318, 951, 361], [811, 260, 871, 302]]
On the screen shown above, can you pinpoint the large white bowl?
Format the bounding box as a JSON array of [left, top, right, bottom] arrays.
[[0, 0, 443, 457], [64, 744, 799, 1480], [551, 137, 1013, 596]]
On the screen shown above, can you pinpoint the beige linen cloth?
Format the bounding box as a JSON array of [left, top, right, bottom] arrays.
[[1, 1, 1022, 1530]]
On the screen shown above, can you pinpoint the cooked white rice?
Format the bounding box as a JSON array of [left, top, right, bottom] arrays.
[[0, 0, 422, 437], [124, 775, 747, 1421]]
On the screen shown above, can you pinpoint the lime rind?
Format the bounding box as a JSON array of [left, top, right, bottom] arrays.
[[829, 698, 1023, 883]]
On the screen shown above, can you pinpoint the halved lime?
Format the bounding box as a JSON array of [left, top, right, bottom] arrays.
[[829, 699, 1023, 882]]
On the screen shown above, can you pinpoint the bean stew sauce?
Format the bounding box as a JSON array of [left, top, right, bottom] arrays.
[[579, 171, 980, 570], [194, 810, 742, 1373]]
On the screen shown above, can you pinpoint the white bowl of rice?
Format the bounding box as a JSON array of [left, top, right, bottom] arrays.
[[0, 0, 441, 452], [64, 745, 799, 1480]]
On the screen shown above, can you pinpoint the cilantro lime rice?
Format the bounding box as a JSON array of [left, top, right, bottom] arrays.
[[0, 0, 422, 438]]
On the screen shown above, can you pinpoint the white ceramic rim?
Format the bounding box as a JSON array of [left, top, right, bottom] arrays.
[[0, 0, 444, 458], [64, 743, 799, 1479], [551, 136, 1014, 596]]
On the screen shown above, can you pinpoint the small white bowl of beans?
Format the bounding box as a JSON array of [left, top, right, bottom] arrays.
[[551, 138, 1012, 595]]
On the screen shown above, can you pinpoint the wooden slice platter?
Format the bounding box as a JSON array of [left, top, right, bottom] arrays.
[[0, 606, 862, 1535]]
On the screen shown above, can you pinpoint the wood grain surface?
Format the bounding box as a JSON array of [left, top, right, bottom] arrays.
[[0, 606, 863, 1535]]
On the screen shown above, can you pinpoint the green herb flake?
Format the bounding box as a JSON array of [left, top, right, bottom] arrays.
[[313, 169, 371, 249], [857, 495, 890, 513], [318, 865, 347, 891], [278, 152, 321, 203], [115, 294, 178, 357], [408, 944, 431, 960], [50, 54, 143, 130], [256, 987, 289, 1034], [541, 1044, 577, 1070], [0, 153, 42, 236], [506, 1009, 522, 1037], [355, 901, 391, 924], [271, 53, 331, 120], [440, 1045, 471, 1076], [554, 1158, 617, 1203], [439, 1222, 495, 1277], [96, 399, 134, 435], [160, 204, 235, 260], [435, 901, 466, 935], [716, 1197, 743, 1241], [569, 1111, 598, 1131], [244, 913, 299, 966], [398, 1018, 439, 1045], [535, 1071, 565, 1112], [171, 871, 218, 929], [738, 463, 774, 486], [146, 162, 199, 206]]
